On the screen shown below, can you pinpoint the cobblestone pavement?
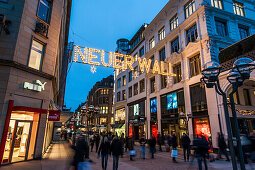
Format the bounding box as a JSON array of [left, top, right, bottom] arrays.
[[1, 141, 255, 170]]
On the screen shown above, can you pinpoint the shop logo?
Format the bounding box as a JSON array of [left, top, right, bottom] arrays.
[[23, 80, 47, 92]]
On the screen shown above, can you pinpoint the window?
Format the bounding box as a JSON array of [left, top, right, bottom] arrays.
[[37, 0, 52, 23], [189, 54, 201, 77], [123, 75, 126, 86], [129, 71, 132, 82], [239, 25, 249, 39], [149, 37, 155, 50], [140, 79, 145, 93], [122, 90, 126, 100], [171, 37, 179, 53], [186, 24, 198, 44], [243, 89, 251, 106], [28, 39, 44, 70], [211, 0, 223, 9], [161, 75, 167, 89], [150, 56, 155, 69], [150, 77, 155, 93], [233, 2, 245, 16], [117, 78, 121, 88], [159, 47, 165, 61], [215, 20, 227, 37], [117, 92, 120, 102], [170, 15, 178, 31], [173, 63, 182, 83], [185, 0, 195, 19], [139, 47, 144, 57], [128, 86, 132, 98], [158, 27, 165, 41], [134, 83, 138, 96]]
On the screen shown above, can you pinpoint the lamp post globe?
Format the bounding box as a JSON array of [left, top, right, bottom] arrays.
[[202, 61, 221, 81], [227, 70, 243, 86], [233, 57, 255, 80]]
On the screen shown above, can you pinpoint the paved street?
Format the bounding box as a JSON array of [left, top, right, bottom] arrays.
[[1, 141, 255, 170]]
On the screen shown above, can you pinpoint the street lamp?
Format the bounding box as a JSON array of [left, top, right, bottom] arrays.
[[201, 60, 237, 170]]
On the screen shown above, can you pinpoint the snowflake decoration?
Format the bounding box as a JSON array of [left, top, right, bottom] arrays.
[[166, 76, 172, 84], [90, 65, 96, 74], [133, 71, 139, 79]]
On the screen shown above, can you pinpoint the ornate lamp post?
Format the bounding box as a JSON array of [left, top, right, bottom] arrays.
[[201, 61, 237, 170]]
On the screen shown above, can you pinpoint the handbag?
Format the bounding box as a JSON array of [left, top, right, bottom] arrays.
[[171, 149, 178, 158], [78, 161, 91, 170], [130, 150, 136, 156]]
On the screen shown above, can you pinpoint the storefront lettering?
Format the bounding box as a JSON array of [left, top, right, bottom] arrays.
[[23, 80, 47, 92]]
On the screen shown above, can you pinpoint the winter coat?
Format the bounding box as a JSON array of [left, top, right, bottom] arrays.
[[139, 137, 147, 146], [193, 136, 210, 156], [218, 135, 227, 150], [149, 137, 156, 148], [98, 140, 111, 155], [181, 135, 191, 148], [172, 135, 178, 148], [111, 138, 123, 156], [72, 139, 89, 166]]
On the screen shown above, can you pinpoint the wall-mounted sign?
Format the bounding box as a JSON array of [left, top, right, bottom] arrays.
[[23, 80, 46, 92], [48, 110, 61, 121], [74, 45, 176, 76]]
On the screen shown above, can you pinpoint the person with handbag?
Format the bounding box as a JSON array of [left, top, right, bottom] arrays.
[[171, 133, 178, 163], [111, 136, 123, 170], [98, 136, 111, 170]]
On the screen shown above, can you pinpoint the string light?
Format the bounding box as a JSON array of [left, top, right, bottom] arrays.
[[101, 50, 112, 67], [90, 65, 96, 73], [88, 48, 100, 66], [133, 71, 139, 79], [123, 55, 134, 71], [138, 58, 151, 73], [113, 52, 123, 70], [152, 60, 160, 74]]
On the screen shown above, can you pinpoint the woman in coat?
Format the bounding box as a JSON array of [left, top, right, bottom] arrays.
[[98, 136, 111, 170]]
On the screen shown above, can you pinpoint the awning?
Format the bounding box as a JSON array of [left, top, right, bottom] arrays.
[[111, 123, 124, 129]]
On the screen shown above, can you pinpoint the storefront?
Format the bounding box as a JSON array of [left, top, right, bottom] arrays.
[[160, 89, 187, 145], [0, 100, 47, 164], [150, 98, 158, 139]]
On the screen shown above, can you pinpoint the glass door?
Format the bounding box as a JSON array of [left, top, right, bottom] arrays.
[[10, 121, 32, 163]]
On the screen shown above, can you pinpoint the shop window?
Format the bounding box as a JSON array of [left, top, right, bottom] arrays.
[[189, 54, 201, 77], [170, 15, 178, 31], [149, 37, 155, 50], [158, 27, 165, 41], [139, 46, 144, 57], [122, 75, 126, 86], [28, 39, 45, 70], [140, 79, 145, 93], [159, 47, 165, 61], [128, 86, 132, 98], [122, 90, 126, 100], [243, 89, 251, 106], [134, 83, 138, 95], [211, 0, 223, 9], [185, 0, 195, 19], [37, 0, 52, 23], [173, 63, 182, 83], [239, 25, 249, 39], [171, 37, 179, 54], [161, 75, 167, 89], [215, 19, 227, 37], [186, 24, 198, 44], [233, 2, 245, 17], [150, 77, 155, 93]]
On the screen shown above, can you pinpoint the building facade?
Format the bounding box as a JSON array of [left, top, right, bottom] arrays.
[[113, 0, 255, 149], [0, 0, 72, 165]]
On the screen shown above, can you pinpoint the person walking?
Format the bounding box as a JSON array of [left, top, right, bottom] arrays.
[[90, 135, 95, 152], [193, 135, 210, 170], [157, 133, 162, 151], [95, 134, 100, 152], [172, 133, 178, 163], [111, 136, 123, 170], [71, 135, 89, 170], [139, 135, 146, 159], [216, 133, 230, 161], [98, 136, 111, 170], [120, 133, 125, 158], [181, 133, 191, 162], [148, 135, 156, 159], [128, 137, 135, 161], [166, 134, 172, 152]]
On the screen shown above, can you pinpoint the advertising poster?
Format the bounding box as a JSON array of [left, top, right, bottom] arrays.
[[150, 98, 157, 113], [167, 93, 178, 110], [134, 104, 139, 116], [194, 118, 211, 141], [151, 125, 158, 141]]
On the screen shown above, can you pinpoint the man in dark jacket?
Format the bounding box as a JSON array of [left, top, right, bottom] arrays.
[[193, 135, 210, 170], [217, 132, 230, 161], [157, 133, 162, 151], [98, 136, 111, 170], [95, 134, 100, 152], [111, 136, 123, 170], [181, 133, 191, 162], [148, 135, 156, 159], [172, 133, 178, 162]]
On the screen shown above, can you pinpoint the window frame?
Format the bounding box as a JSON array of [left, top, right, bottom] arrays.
[[150, 77, 156, 93], [238, 24, 249, 39], [158, 27, 166, 41], [128, 86, 132, 98], [186, 24, 198, 44], [189, 54, 202, 77], [211, 0, 223, 9], [170, 14, 179, 31], [134, 83, 138, 96], [173, 62, 182, 83], [171, 37, 179, 54], [122, 75, 126, 86], [139, 46, 144, 57], [159, 47, 166, 61], [140, 79, 145, 93], [185, 0, 196, 19], [149, 37, 155, 50], [233, 2, 245, 17], [27, 38, 46, 71], [36, 0, 53, 24], [215, 19, 228, 37]]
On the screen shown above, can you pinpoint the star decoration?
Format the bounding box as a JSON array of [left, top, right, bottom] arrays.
[[133, 71, 139, 79], [90, 66, 96, 74], [166, 76, 172, 84]]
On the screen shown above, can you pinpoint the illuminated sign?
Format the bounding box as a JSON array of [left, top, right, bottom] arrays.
[[23, 80, 47, 92], [167, 93, 178, 110], [74, 45, 176, 76]]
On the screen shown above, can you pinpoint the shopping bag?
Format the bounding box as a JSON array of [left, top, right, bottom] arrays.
[[78, 161, 91, 170], [171, 149, 178, 157], [130, 150, 136, 156]]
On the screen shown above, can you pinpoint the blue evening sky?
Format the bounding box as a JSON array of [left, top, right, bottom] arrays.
[[65, 0, 169, 111]]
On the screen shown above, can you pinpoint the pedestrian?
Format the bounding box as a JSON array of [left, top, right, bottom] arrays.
[[193, 135, 210, 170], [216, 132, 230, 161], [172, 133, 178, 163], [90, 135, 95, 152], [139, 135, 146, 159], [98, 136, 111, 170], [120, 133, 125, 157], [148, 135, 156, 159], [128, 137, 135, 161], [166, 134, 172, 152], [95, 134, 100, 152], [157, 133, 162, 151], [181, 133, 191, 162], [71, 135, 89, 170], [111, 135, 123, 170]]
